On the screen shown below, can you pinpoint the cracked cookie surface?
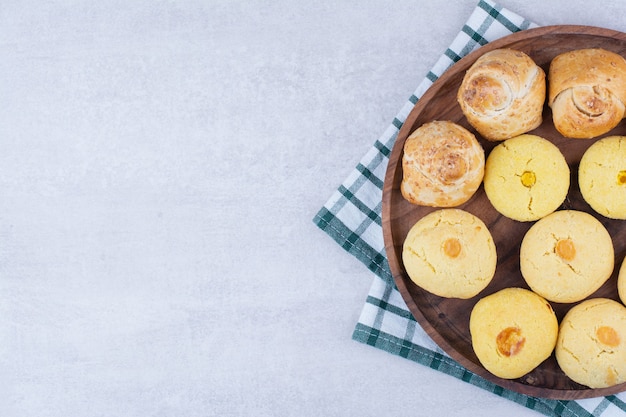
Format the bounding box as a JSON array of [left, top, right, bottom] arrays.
[[402, 208, 496, 299], [579, 135, 626, 219], [470, 287, 558, 379], [483, 134, 569, 222], [520, 210, 614, 303], [556, 298, 626, 389]]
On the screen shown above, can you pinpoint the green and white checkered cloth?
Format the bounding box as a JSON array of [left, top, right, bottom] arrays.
[[313, 1, 626, 416]]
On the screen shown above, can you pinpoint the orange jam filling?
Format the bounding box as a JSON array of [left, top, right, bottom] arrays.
[[555, 238, 576, 261], [520, 171, 536, 188], [442, 238, 462, 258], [597, 326, 620, 347], [496, 327, 525, 357]]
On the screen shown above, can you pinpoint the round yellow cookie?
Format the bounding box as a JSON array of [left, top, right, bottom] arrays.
[[617, 256, 626, 305], [579, 136, 626, 219], [402, 208, 496, 299], [483, 134, 570, 222], [556, 298, 626, 389], [470, 287, 558, 379], [520, 210, 614, 304]]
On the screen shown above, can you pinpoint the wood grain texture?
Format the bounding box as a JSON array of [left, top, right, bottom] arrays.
[[382, 25, 626, 399]]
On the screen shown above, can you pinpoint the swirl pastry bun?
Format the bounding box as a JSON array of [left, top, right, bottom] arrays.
[[401, 120, 484, 207], [548, 48, 626, 139], [457, 48, 546, 141]]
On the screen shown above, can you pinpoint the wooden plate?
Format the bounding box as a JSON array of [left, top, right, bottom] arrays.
[[382, 25, 626, 399]]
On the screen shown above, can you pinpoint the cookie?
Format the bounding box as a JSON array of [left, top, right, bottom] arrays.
[[520, 210, 614, 304], [617, 256, 626, 305], [579, 136, 626, 219], [402, 208, 496, 299], [470, 287, 558, 380], [556, 298, 626, 389], [401, 120, 485, 207], [483, 134, 569, 222]]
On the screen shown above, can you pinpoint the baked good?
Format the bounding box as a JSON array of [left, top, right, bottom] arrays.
[[556, 298, 626, 389], [402, 208, 496, 299], [520, 210, 614, 304], [469, 287, 558, 380], [618, 256, 626, 305], [401, 120, 484, 207], [548, 48, 626, 139], [457, 48, 545, 141], [579, 136, 626, 219], [483, 134, 569, 222]]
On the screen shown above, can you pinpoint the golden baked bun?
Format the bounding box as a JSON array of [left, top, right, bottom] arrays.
[[457, 48, 546, 141], [548, 48, 626, 139], [401, 121, 484, 207]]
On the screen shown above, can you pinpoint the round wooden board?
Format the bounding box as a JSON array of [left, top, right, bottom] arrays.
[[382, 25, 626, 399]]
